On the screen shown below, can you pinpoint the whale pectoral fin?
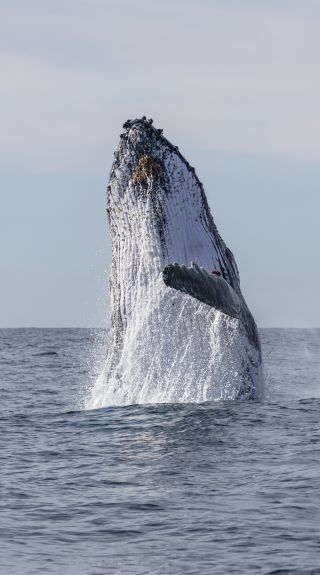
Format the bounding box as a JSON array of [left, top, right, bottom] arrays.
[[163, 263, 241, 319]]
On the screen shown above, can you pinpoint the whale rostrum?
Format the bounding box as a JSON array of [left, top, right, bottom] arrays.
[[88, 117, 264, 408]]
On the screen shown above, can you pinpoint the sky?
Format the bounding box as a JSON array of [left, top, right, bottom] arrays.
[[1, 0, 320, 327]]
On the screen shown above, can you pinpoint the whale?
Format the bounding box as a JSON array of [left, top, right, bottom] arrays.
[[89, 117, 263, 408]]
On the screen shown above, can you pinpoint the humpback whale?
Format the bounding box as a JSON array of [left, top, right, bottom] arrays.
[[89, 118, 263, 408]]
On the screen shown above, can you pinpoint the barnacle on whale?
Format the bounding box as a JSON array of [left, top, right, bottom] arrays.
[[132, 154, 163, 184]]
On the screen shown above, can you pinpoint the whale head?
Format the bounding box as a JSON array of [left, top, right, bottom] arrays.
[[107, 117, 240, 290]]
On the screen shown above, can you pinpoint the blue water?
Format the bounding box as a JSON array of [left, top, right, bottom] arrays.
[[1, 328, 320, 575]]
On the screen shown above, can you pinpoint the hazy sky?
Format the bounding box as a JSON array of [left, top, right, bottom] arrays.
[[1, 0, 320, 327]]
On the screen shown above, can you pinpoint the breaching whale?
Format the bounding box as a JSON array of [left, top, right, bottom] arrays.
[[89, 117, 263, 408]]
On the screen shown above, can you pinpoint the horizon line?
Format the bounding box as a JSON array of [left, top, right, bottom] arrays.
[[1, 326, 319, 330]]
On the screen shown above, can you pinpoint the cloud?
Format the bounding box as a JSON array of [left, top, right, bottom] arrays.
[[1, 0, 320, 173]]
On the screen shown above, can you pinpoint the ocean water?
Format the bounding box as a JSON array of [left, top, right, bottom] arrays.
[[1, 328, 320, 575]]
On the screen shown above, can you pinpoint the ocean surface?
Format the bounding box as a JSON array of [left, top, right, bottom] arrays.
[[1, 328, 320, 575]]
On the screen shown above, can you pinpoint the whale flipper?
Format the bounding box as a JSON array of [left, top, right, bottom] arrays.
[[163, 262, 241, 320]]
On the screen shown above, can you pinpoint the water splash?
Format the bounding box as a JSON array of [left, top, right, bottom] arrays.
[[85, 280, 264, 409]]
